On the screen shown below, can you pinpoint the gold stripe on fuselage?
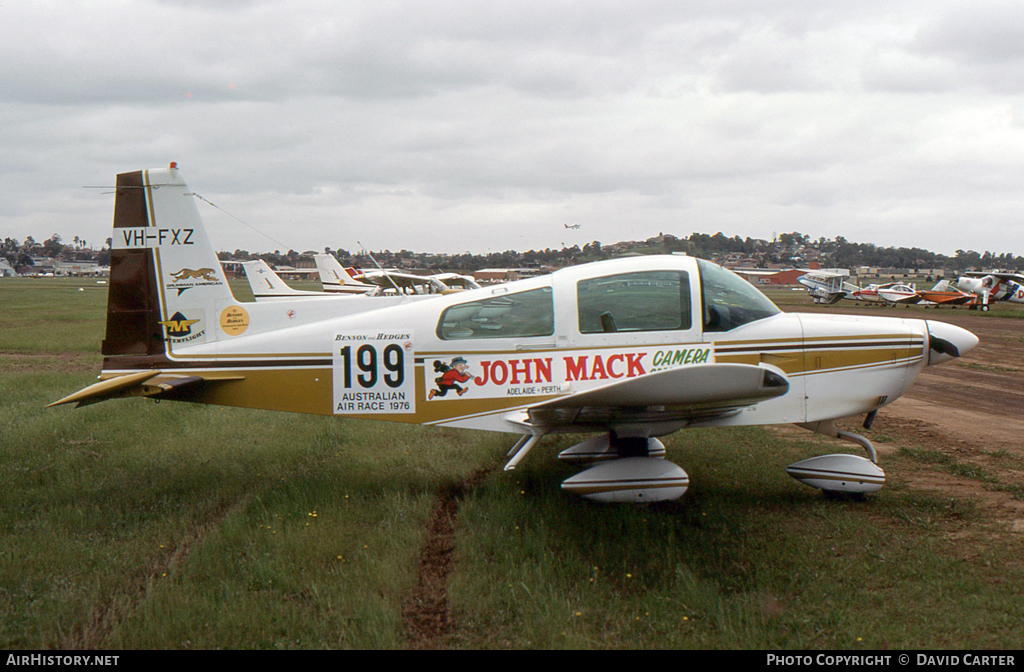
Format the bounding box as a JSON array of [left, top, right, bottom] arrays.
[[98, 333, 925, 425]]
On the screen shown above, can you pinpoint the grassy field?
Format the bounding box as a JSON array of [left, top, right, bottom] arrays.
[[2, 277, 1023, 648]]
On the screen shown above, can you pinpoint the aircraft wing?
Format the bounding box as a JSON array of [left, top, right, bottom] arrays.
[[917, 290, 976, 306], [964, 271, 1024, 283], [357, 270, 448, 293], [877, 289, 922, 304], [48, 371, 244, 408], [517, 363, 789, 430]]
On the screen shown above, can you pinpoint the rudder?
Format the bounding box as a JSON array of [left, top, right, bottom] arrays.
[[103, 165, 236, 361]]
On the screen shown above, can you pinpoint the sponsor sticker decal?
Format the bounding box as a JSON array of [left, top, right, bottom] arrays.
[[428, 344, 715, 401], [219, 306, 249, 336], [333, 331, 415, 414], [166, 267, 224, 296], [158, 311, 205, 343]]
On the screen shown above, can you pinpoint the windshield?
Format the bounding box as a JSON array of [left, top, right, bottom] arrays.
[[697, 259, 780, 332]]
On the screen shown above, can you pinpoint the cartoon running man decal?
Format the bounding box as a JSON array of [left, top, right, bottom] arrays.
[[429, 357, 472, 399]]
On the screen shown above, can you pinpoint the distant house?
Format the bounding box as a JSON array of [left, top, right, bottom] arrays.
[[54, 260, 104, 276], [0, 259, 15, 277]]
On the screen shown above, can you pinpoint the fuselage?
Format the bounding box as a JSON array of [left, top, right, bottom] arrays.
[[101, 254, 966, 434]]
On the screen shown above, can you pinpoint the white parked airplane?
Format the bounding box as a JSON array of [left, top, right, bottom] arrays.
[[241, 259, 340, 302], [312, 253, 380, 295], [51, 165, 979, 503], [954, 272, 1024, 310], [875, 283, 919, 305], [314, 252, 479, 296], [797, 272, 860, 305]]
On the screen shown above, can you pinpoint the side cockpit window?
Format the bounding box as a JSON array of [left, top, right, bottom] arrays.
[[697, 259, 780, 332], [577, 271, 691, 334], [437, 287, 554, 340]]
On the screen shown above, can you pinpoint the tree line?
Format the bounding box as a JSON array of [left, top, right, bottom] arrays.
[[4, 230, 1023, 273]]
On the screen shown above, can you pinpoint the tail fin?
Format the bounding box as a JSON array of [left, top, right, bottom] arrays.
[[314, 253, 378, 295], [241, 259, 300, 298], [104, 165, 235, 360], [241, 259, 329, 301]]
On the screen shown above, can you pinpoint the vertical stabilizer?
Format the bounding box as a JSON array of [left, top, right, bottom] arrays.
[[241, 259, 330, 301], [242, 259, 295, 296], [314, 253, 378, 295], [104, 165, 236, 362]]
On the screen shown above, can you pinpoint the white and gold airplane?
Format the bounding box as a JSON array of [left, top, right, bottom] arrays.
[[51, 166, 979, 503]]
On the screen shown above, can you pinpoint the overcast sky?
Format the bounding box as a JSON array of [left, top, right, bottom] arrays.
[[3, 0, 1023, 257]]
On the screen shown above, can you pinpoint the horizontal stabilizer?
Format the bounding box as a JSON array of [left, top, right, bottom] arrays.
[[49, 372, 244, 408]]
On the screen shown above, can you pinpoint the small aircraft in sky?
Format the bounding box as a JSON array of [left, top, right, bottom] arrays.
[[953, 272, 1024, 310], [51, 165, 979, 503], [564, 223, 580, 230]]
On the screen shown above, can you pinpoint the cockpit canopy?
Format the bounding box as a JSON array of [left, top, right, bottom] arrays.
[[697, 259, 780, 332], [436, 257, 781, 340]]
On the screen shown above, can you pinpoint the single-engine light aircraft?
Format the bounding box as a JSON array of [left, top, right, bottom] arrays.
[[875, 283, 919, 305], [954, 272, 1024, 311], [241, 259, 345, 302], [797, 271, 859, 305], [915, 280, 978, 308], [315, 251, 481, 296], [51, 166, 979, 503], [312, 253, 382, 296]]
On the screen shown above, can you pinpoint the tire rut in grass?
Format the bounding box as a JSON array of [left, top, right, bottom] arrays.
[[59, 495, 252, 649], [403, 466, 494, 649]]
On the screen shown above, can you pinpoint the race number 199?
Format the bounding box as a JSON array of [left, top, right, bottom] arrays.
[[333, 331, 415, 415]]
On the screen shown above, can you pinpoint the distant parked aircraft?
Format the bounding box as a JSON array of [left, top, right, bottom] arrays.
[[875, 283, 920, 305], [241, 259, 340, 302], [797, 272, 860, 305], [312, 253, 380, 296], [954, 272, 1024, 311], [314, 253, 479, 296], [915, 281, 977, 308]]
